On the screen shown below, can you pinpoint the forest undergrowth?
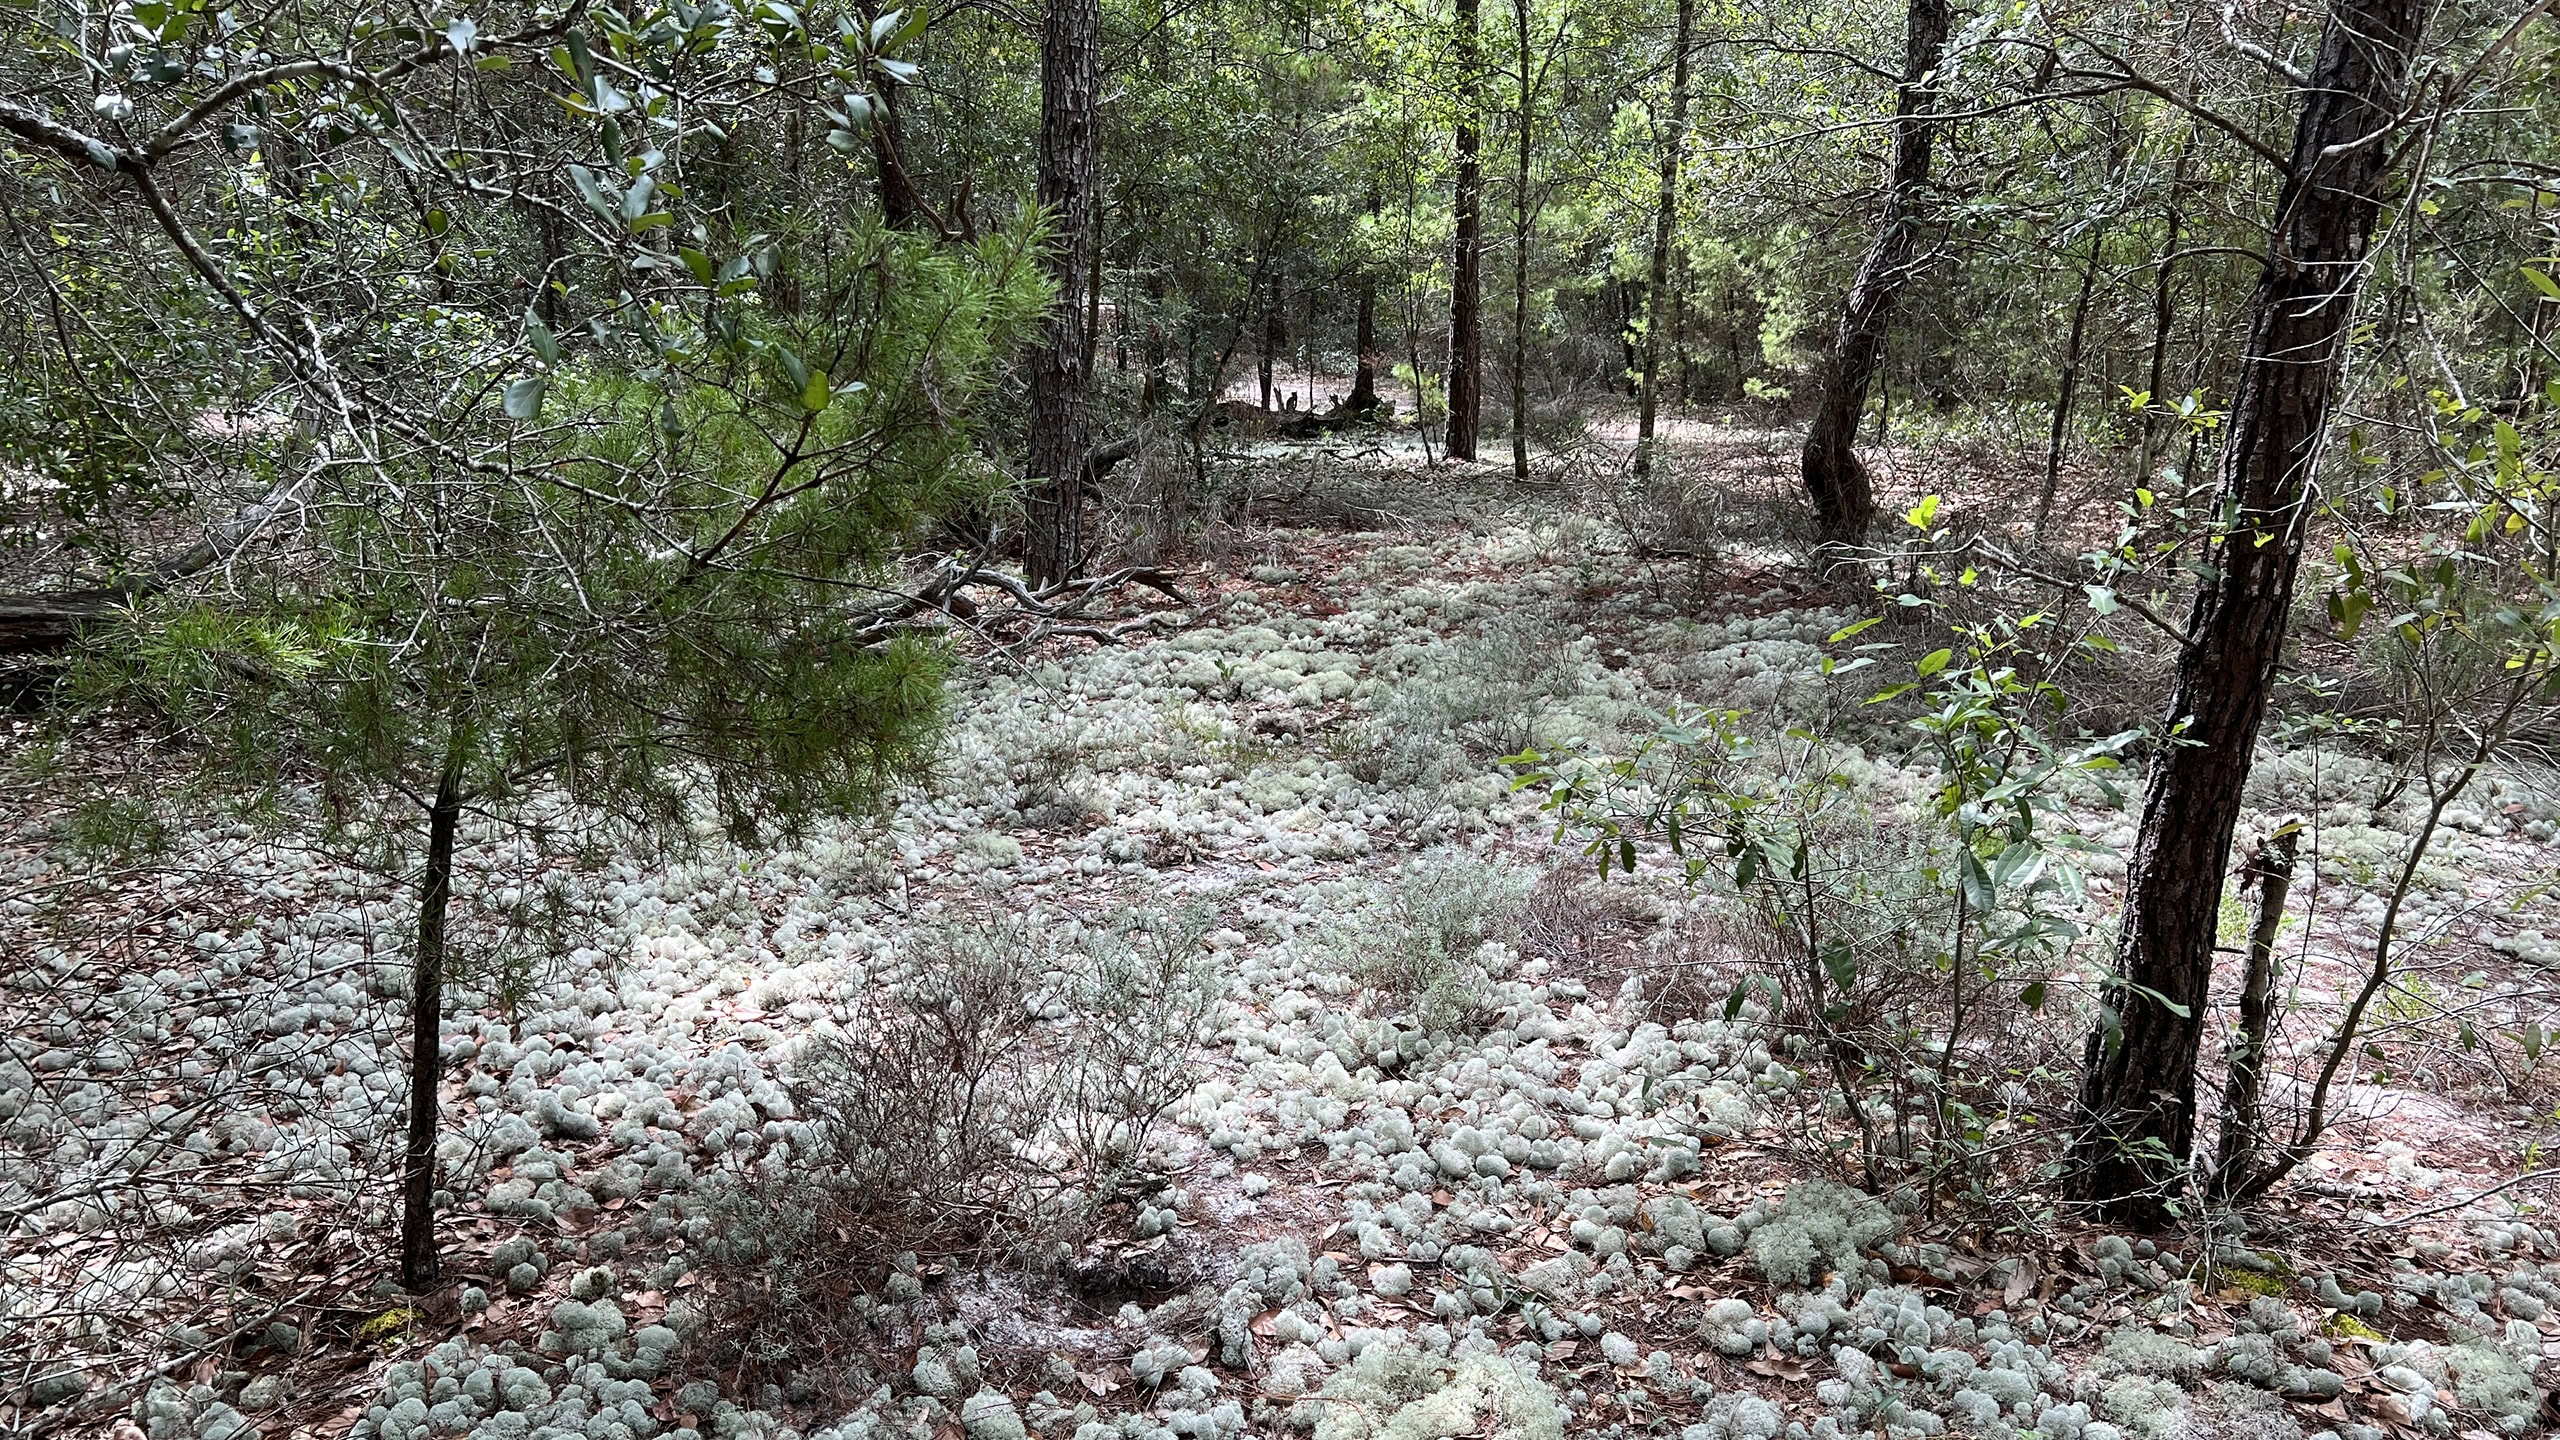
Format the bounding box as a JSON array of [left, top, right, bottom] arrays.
[[4, 431, 2558, 1440]]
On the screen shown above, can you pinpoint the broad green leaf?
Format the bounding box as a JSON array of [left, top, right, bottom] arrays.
[[568, 163, 618, 221], [502, 375, 546, 420], [1959, 850, 1996, 913], [1915, 647, 1953, 678], [1904, 494, 1941, 529]]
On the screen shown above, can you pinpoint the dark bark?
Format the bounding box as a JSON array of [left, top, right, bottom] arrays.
[[1260, 300, 1282, 409], [400, 749, 464, 1291], [1, 472, 313, 654], [870, 77, 933, 232], [1634, 0, 1696, 480], [1799, 0, 1951, 545], [1446, 0, 1484, 462], [1508, 0, 1535, 480], [2206, 824, 2297, 1206], [2135, 138, 2195, 483], [1348, 278, 1380, 414], [1142, 272, 1169, 415], [2065, 0, 2426, 1224], [0, 592, 117, 655], [2036, 225, 2106, 538], [1024, 0, 1102, 589]]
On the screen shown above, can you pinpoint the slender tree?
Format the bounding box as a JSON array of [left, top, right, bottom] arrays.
[[1448, 0, 1485, 461], [1026, 0, 1104, 588], [2133, 135, 2197, 484], [1798, 0, 1951, 544], [1634, 0, 1697, 481], [2036, 222, 2108, 538], [2065, 0, 2427, 1224]]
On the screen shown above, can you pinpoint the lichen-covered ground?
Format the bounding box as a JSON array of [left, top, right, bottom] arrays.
[[4, 446, 2557, 1440]]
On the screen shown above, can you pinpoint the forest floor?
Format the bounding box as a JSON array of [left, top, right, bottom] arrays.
[[3, 428, 2558, 1440]]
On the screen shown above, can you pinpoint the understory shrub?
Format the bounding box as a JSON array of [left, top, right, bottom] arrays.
[[692, 911, 1218, 1378], [1354, 849, 1532, 1033]]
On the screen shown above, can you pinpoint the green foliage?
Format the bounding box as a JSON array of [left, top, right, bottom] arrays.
[[71, 218, 1050, 847], [1511, 497, 2140, 1183]]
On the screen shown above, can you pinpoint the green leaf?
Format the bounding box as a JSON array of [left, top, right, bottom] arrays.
[[524, 312, 558, 364], [800, 369, 832, 412], [2523, 264, 2560, 301], [1959, 849, 1996, 913], [1820, 939, 1856, 995], [1915, 647, 1953, 678], [2021, 980, 2047, 1010], [677, 247, 715, 284], [567, 163, 618, 221], [1904, 494, 1941, 529], [502, 375, 546, 420], [1827, 616, 1883, 644]]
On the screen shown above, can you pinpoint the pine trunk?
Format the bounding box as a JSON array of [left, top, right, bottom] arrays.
[[1799, 0, 1950, 545], [1634, 0, 1696, 480], [1508, 0, 1534, 480], [1447, 0, 1484, 462], [2065, 0, 2426, 1224], [400, 752, 464, 1291], [1024, 0, 1102, 589]]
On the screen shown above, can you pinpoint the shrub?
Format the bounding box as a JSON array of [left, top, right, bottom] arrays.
[[1355, 849, 1531, 1033]]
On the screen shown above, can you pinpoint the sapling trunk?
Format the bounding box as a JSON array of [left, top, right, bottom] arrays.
[[401, 749, 465, 1291], [2207, 823, 2297, 1206], [2036, 226, 2105, 540], [2224, 671, 2533, 1206]]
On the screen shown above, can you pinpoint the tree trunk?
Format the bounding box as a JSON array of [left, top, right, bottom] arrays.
[[400, 749, 465, 1291], [2135, 137, 2195, 483], [1024, 0, 1102, 589], [1446, 0, 1484, 462], [1143, 272, 1169, 415], [1798, 0, 1950, 545], [1508, 0, 1536, 479], [1260, 300, 1282, 408], [1634, 0, 1696, 480], [871, 77, 932, 231], [2036, 226, 2106, 539], [2064, 0, 2426, 1225], [1083, 210, 1107, 382], [1348, 282, 1379, 414], [2207, 824, 2297, 1205]]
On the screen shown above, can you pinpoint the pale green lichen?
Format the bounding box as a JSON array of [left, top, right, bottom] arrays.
[[1303, 1344, 1565, 1440], [1745, 1179, 1897, 1287], [2447, 1337, 2540, 1432]]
